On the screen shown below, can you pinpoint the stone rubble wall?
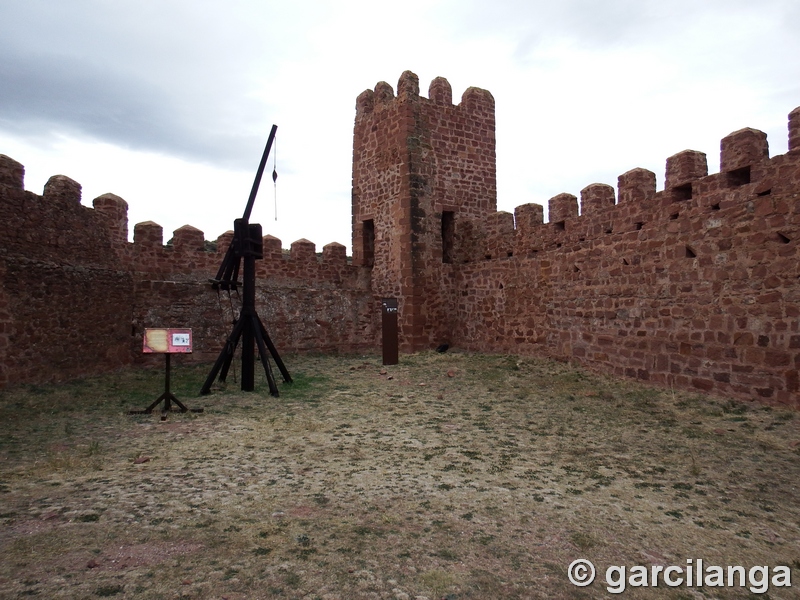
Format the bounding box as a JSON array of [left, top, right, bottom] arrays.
[[0, 154, 377, 387], [452, 114, 800, 406]]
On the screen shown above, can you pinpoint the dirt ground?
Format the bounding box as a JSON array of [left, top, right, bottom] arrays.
[[1, 351, 799, 599]]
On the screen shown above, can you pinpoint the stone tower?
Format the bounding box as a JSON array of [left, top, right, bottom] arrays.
[[351, 70, 497, 351]]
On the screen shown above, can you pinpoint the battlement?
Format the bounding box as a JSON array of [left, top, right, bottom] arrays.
[[0, 154, 355, 280], [0, 154, 24, 188], [349, 72, 800, 405], [454, 107, 800, 263], [355, 70, 495, 119], [448, 102, 800, 406], [129, 221, 354, 284]]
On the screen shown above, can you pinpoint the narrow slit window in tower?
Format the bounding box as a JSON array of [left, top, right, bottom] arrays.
[[363, 219, 375, 268], [442, 211, 455, 264]]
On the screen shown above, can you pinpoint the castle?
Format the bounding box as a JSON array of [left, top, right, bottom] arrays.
[[1, 70, 799, 407]]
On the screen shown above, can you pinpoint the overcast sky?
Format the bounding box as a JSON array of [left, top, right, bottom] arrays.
[[1, 0, 799, 253]]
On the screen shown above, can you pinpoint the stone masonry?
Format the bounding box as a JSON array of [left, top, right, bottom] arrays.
[[0, 158, 376, 387], [1, 70, 800, 407]]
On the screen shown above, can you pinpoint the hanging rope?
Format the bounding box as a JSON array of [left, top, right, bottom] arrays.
[[272, 135, 278, 221]]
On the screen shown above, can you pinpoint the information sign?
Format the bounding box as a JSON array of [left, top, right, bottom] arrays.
[[143, 328, 193, 354]]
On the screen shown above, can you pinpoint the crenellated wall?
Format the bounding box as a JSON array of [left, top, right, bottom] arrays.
[[450, 108, 800, 406], [127, 220, 376, 360], [0, 155, 377, 387], [0, 160, 135, 386], [3, 70, 800, 407]]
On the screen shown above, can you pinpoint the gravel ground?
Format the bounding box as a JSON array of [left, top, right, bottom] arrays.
[[1, 351, 799, 599]]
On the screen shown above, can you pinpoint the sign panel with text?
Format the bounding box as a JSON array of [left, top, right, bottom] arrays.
[[143, 328, 193, 354]]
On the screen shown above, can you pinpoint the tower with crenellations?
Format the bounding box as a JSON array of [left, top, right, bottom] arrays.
[[352, 70, 497, 351]]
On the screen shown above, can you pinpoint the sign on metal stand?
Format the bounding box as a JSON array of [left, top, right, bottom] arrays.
[[130, 328, 203, 420], [381, 298, 398, 365]]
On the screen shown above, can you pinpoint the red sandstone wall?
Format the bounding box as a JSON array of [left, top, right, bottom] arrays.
[[130, 225, 377, 365], [352, 76, 418, 351], [0, 159, 134, 386], [352, 71, 496, 351], [452, 115, 800, 407], [0, 154, 376, 388]]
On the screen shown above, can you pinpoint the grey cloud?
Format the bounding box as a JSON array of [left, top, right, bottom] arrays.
[[0, 51, 267, 167], [0, 0, 290, 168]]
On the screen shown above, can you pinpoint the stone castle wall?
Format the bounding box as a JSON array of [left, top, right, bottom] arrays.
[[0, 155, 377, 387], [2, 71, 799, 408], [453, 128, 800, 405], [352, 72, 800, 407]]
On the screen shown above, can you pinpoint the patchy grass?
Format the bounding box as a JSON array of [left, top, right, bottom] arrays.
[[1, 352, 799, 599]]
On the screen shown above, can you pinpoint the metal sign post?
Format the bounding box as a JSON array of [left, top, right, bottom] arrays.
[[131, 328, 203, 420]]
